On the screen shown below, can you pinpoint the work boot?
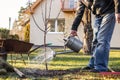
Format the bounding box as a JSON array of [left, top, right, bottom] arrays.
[[81, 66, 93, 72], [89, 69, 100, 73]]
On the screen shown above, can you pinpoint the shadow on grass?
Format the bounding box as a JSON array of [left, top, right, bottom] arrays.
[[53, 55, 90, 62], [109, 57, 120, 61], [0, 72, 21, 80]]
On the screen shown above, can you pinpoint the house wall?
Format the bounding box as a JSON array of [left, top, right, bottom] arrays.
[[30, 0, 69, 46], [111, 23, 120, 48]]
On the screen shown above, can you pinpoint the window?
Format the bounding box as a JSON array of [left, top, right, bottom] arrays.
[[69, 0, 74, 8], [47, 18, 65, 32], [62, 0, 77, 9], [47, 19, 55, 32]]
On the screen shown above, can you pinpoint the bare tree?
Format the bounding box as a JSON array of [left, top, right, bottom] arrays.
[[29, 0, 63, 70]]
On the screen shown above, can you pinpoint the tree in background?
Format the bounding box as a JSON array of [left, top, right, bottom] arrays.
[[24, 23, 30, 42], [8, 34, 19, 40], [0, 28, 9, 39], [0, 28, 19, 40]]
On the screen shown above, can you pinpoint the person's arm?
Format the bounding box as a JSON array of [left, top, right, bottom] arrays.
[[114, 0, 120, 23], [71, 1, 85, 31]]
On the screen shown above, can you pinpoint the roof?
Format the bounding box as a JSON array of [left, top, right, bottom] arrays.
[[25, 0, 43, 14]]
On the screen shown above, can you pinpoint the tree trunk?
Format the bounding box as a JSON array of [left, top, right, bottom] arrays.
[[82, 8, 93, 54]]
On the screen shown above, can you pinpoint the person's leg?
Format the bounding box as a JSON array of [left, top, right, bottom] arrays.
[[87, 16, 102, 68], [94, 13, 115, 71]]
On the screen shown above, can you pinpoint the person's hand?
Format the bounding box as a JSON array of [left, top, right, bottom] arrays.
[[70, 30, 77, 36], [115, 13, 120, 23]]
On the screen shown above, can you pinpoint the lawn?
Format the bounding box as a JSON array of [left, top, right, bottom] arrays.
[[0, 48, 120, 80]]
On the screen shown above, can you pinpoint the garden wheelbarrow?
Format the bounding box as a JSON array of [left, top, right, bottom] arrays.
[[2, 39, 51, 65]]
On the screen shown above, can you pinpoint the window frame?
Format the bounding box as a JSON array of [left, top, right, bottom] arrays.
[[47, 18, 65, 34]]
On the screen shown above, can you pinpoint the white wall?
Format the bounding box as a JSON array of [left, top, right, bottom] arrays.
[[30, 0, 65, 46], [111, 23, 120, 48]]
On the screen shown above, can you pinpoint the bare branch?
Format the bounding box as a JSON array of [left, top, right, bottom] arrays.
[[31, 15, 45, 32], [28, 0, 45, 32], [48, 0, 53, 19], [41, 5, 45, 25]]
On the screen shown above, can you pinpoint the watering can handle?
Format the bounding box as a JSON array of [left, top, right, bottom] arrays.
[[69, 35, 81, 41], [76, 35, 81, 40]]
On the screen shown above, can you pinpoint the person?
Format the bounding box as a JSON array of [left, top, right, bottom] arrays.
[[70, 0, 120, 72]]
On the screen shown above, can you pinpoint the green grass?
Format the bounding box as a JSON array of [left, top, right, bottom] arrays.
[[0, 49, 120, 80]]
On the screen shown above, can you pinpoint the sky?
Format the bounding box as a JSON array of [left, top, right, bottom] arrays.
[[0, 0, 35, 29]]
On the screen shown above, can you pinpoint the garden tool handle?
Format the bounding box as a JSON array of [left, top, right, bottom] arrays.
[[13, 68, 26, 78]]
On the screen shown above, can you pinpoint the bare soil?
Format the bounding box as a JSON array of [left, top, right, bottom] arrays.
[[23, 68, 81, 77], [22, 68, 120, 78]]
